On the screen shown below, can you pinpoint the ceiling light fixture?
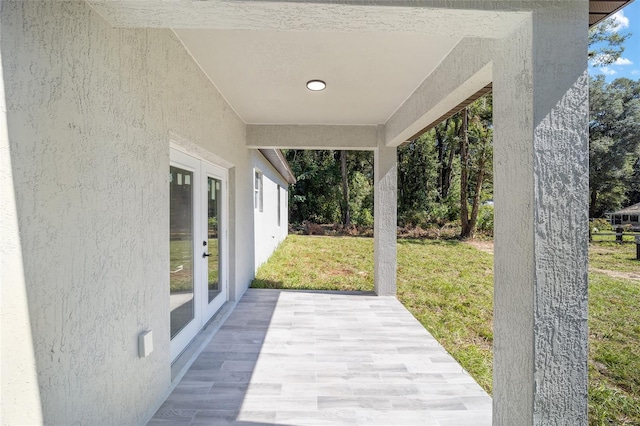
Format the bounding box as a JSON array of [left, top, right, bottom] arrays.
[[306, 80, 326, 91]]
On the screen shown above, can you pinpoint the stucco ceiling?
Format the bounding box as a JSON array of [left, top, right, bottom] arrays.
[[89, 0, 629, 127], [174, 30, 462, 125]]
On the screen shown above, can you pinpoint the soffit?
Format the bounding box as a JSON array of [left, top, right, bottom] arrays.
[[589, 0, 634, 26], [174, 29, 462, 125]]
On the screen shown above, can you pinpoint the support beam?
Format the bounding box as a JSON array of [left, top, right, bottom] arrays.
[[373, 125, 397, 296], [384, 38, 494, 147], [247, 125, 378, 150], [492, 4, 589, 425], [88, 1, 526, 38]]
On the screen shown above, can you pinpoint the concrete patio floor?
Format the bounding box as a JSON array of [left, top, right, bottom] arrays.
[[149, 289, 492, 425]]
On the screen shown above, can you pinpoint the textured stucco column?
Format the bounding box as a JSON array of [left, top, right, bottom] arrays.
[[374, 125, 397, 296], [492, 4, 589, 425]]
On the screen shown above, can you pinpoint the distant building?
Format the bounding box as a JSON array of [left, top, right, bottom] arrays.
[[608, 203, 640, 230]]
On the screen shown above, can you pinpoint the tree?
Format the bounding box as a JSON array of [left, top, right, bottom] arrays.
[[397, 132, 438, 224], [285, 150, 342, 224], [397, 94, 494, 235], [459, 96, 493, 239], [588, 16, 632, 66], [340, 150, 350, 226], [589, 76, 640, 217], [435, 118, 460, 202], [628, 155, 640, 206], [285, 149, 374, 226]]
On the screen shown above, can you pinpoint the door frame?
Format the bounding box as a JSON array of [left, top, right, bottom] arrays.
[[200, 161, 228, 323], [170, 148, 229, 361]]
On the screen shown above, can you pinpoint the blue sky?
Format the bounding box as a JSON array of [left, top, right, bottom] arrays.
[[589, 1, 640, 81]]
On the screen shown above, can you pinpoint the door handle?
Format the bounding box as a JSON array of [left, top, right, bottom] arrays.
[[203, 252, 211, 258]]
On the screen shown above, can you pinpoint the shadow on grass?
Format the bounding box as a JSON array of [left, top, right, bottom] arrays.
[[251, 279, 285, 289], [398, 238, 462, 247], [250, 279, 376, 296]]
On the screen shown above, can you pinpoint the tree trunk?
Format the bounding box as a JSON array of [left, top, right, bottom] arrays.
[[589, 189, 597, 219], [436, 119, 455, 200], [436, 125, 444, 201], [443, 140, 455, 199], [460, 108, 472, 239], [340, 150, 350, 226], [467, 156, 486, 239]]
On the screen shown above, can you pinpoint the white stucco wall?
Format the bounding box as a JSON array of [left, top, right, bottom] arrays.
[[253, 152, 289, 271], [0, 1, 260, 424]]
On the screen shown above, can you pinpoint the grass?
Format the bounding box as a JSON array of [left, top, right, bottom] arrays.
[[170, 238, 219, 293], [591, 233, 639, 244], [589, 272, 640, 425], [252, 235, 374, 291], [252, 235, 640, 425], [396, 239, 494, 392], [589, 242, 639, 274]]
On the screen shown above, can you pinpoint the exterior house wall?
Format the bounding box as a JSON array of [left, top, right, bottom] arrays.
[[610, 215, 640, 229], [0, 2, 285, 424], [253, 152, 289, 271]]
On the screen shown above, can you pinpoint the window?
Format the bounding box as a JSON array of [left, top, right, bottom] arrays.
[[631, 215, 638, 223], [254, 170, 263, 212], [622, 215, 629, 222], [277, 186, 281, 227]]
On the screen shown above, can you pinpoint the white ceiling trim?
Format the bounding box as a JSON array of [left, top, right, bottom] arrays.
[[87, 1, 528, 38]]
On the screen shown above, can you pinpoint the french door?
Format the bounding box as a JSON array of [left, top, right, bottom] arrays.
[[169, 149, 228, 361]]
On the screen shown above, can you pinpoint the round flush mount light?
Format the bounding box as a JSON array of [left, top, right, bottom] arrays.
[[306, 80, 326, 91]]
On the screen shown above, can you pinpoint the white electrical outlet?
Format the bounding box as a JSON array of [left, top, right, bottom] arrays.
[[138, 330, 153, 358]]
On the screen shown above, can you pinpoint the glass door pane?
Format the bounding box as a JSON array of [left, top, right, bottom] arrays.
[[207, 177, 222, 303], [169, 166, 195, 339]]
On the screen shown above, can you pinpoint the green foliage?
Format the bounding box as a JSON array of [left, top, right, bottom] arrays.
[[459, 97, 494, 238], [589, 17, 632, 66], [398, 209, 431, 228], [285, 150, 342, 224], [285, 150, 375, 226], [348, 170, 374, 226], [397, 132, 439, 216], [476, 204, 494, 233], [396, 95, 494, 233], [589, 76, 640, 217], [590, 218, 612, 235]]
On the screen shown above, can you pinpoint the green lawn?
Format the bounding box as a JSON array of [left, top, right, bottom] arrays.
[[589, 242, 639, 274], [170, 238, 219, 293], [252, 235, 640, 425], [252, 236, 374, 291]]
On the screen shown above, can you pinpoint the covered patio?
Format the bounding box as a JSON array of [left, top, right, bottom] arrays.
[[150, 289, 492, 425], [4, 1, 629, 425]]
